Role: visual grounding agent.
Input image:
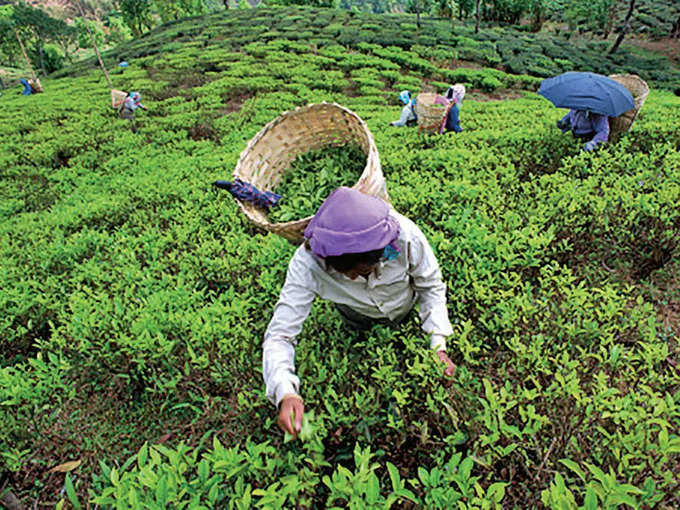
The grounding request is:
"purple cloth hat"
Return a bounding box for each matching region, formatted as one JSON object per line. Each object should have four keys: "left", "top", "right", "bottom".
{"left": 304, "top": 187, "right": 399, "bottom": 258}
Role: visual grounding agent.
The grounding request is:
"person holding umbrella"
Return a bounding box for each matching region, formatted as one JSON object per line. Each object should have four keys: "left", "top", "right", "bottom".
{"left": 539, "top": 72, "right": 634, "bottom": 152}
{"left": 556, "top": 109, "right": 610, "bottom": 151}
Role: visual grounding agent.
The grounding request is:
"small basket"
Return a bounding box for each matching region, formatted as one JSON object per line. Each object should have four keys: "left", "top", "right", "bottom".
{"left": 232, "top": 102, "right": 388, "bottom": 243}
{"left": 414, "top": 93, "right": 447, "bottom": 133}
{"left": 28, "top": 78, "right": 43, "bottom": 93}
{"left": 111, "top": 89, "right": 127, "bottom": 109}
{"left": 608, "top": 74, "right": 650, "bottom": 140}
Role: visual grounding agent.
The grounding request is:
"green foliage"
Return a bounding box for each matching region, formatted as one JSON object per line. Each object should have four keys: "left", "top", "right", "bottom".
{"left": 1, "top": 5, "right": 679, "bottom": 509}
{"left": 11, "top": 0, "right": 69, "bottom": 74}
{"left": 120, "top": 0, "right": 154, "bottom": 37}
{"left": 268, "top": 144, "right": 366, "bottom": 223}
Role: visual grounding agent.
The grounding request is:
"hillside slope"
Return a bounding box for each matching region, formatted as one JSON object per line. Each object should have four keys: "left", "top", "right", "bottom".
{"left": 54, "top": 7, "right": 680, "bottom": 90}
{"left": 1, "top": 6, "right": 679, "bottom": 509}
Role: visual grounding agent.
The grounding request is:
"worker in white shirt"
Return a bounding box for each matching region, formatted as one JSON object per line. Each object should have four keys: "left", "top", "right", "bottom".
{"left": 263, "top": 187, "right": 455, "bottom": 437}
{"left": 389, "top": 90, "right": 417, "bottom": 127}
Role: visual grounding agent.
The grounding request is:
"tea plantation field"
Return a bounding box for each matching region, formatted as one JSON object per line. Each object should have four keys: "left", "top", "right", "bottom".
{"left": 1, "top": 6, "right": 680, "bottom": 509}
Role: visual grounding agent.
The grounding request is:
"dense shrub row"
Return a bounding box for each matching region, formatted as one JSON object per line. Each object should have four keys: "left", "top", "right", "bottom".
{"left": 51, "top": 8, "right": 680, "bottom": 91}
{"left": 1, "top": 6, "right": 679, "bottom": 509}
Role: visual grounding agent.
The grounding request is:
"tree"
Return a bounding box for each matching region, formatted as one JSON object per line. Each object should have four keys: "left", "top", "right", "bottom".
{"left": 11, "top": 1, "right": 62, "bottom": 76}
{"left": 52, "top": 21, "right": 78, "bottom": 64}
{"left": 434, "top": 0, "right": 453, "bottom": 18}
{"left": 406, "top": 0, "right": 431, "bottom": 28}
{"left": 154, "top": 0, "right": 208, "bottom": 22}
{"left": 0, "top": 14, "right": 19, "bottom": 67}
{"left": 261, "top": 0, "right": 338, "bottom": 5}
{"left": 671, "top": 14, "right": 679, "bottom": 38}
{"left": 563, "top": 0, "right": 617, "bottom": 38}
{"left": 119, "top": 0, "right": 154, "bottom": 37}
{"left": 105, "top": 11, "right": 133, "bottom": 45}
{"left": 609, "top": 0, "right": 635, "bottom": 54}
{"left": 528, "top": 0, "right": 554, "bottom": 32}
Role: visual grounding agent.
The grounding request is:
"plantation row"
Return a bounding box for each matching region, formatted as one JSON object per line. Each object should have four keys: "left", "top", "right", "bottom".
{"left": 2, "top": 6, "right": 680, "bottom": 509}
{"left": 53, "top": 7, "right": 680, "bottom": 91}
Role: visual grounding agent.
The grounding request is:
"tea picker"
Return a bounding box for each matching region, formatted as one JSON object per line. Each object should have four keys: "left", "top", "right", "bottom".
{"left": 389, "top": 90, "right": 417, "bottom": 127}
{"left": 118, "top": 92, "right": 147, "bottom": 133}
{"left": 15, "top": 30, "right": 43, "bottom": 94}
{"left": 75, "top": 0, "right": 148, "bottom": 132}
{"left": 263, "top": 187, "right": 456, "bottom": 438}
{"left": 539, "top": 72, "right": 638, "bottom": 151}
{"left": 413, "top": 83, "right": 466, "bottom": 134}
{"left": 222, "top": 103, "right": 454, "bottom": 437}
{"left": 437, "top": 84, "right": 465, "bottom": 134}
{"left": 20, "top": 78, "right": 33, "bottom": 95}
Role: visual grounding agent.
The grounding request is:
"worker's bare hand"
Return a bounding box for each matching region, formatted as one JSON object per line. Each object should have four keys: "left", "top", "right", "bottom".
{"left": 278, "top": 395, "right": 304, "bottom": 436}
{"left": 436, "top": 350, "right": 456, "bottom": 378}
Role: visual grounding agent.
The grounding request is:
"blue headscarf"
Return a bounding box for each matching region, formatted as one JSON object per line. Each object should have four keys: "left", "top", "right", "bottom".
{"left": 399, "top": 90, "right": 411, "bottom": 105}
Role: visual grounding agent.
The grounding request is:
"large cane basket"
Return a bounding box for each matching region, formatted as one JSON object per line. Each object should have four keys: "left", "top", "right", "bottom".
{"left": 414, "top": 93, "right": 447, "bottom": 133}
{"left": 232, "top": 102, "right": 388, "bottom": 243}
{"left": 608, "top": 74, "right": 649, "bottom": 141}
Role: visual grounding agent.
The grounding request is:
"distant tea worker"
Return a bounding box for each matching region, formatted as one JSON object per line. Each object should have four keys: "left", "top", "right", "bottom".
{"left": 539, "top": 72, "right": 635, "bottom": 152}
{"left": 263, "top": 187, "right": 455, "bottom": 437}
{"left": 556, "top": 109, "right": 609, "bottom": 151}
{"left": 119, "top": 91, "right": 147, "bottom": 133}
{"left": 434, "top": 83, "right": 465, "bottom": 134}
{"left": 389, "top": 90, "right": 417, "bottom": 127}
{"left": 20, "top": 78, "right": 32, "bottom": 95}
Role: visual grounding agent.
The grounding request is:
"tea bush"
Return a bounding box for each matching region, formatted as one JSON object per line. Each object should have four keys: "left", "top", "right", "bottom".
{"left": 1, "top": 6, "right": 679, "bottom": 509}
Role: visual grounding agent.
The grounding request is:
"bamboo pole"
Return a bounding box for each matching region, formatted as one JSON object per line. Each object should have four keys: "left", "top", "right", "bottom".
{"left": 14, "top": 30, "right": 37, "bottom": 81}
{"left": 75, "top": 0, "right": 113, "bottom": 89}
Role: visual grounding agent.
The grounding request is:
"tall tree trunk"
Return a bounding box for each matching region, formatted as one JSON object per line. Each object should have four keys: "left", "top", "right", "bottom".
{"left": 475, "top": 0, "right": 481, "bottom": 34}
{"left": 15, "top": 31, "right": 37, "bottom": 81}
{"left": 76, "top": 0, "right": 112, "bottom": 89}
{"left": 415, "top": 0, "right": 421, "bottom": 29}
{"left": 609, "top": 0, "right": 635, "bottom": 54}
{"left": 671, "top": 15, "right": 680, "bottom": 38}
{"left": 38, "top": 42, "right": 47, "bottom": 77}
{"left": 603, "top": 0, "right": 617, "bottom": 39}
{"left": 224, "top": 0, "right": 229, "bottom": 8}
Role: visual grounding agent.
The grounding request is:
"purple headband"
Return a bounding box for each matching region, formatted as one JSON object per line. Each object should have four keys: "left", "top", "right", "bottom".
{"left": 304, "top": 187, "right": 400, "bottom": 258}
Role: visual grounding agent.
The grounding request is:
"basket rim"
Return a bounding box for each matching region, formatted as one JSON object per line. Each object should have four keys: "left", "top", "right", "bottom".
{"left": 232, "top": 101, "right": 383, "bottom": 234}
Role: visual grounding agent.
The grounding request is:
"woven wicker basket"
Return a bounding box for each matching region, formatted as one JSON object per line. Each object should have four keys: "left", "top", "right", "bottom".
{"left": 414, "top": 93, "right": 447, "bottom": 133}
{"left": 232, "top": 102, "right": 388, "bottom": 243}
{"left": 111, "top": 89, "right": 127, "bottom": 108}
{"left": 608, "top": 74, "right": 650, "bottom": 140}
{"left": 28, "top": 78, "right": 43, "bottom": 93}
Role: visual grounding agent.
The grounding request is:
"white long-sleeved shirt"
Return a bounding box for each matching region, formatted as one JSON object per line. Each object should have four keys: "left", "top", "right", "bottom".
{"left": 390, "top": 103, "right": 417, "bottom": 126}
{"left": 262, "top": 212, "right": 454, "bottom": 405}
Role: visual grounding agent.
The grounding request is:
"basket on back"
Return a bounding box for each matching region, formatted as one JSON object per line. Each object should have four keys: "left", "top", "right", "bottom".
{"left": 233, "top": 102, "right": 388, "bottom": 243}
{"left": 608, "top": 74, "right": 649, "bottom": 141}
{"left": 111, "top": 89, "right": 127, "bottom": 108}
{"left": 28, "top": 78, "right": 43, "bottom": 93}
{"left": 414, "top": 93, "right": 447, "bottom": 133}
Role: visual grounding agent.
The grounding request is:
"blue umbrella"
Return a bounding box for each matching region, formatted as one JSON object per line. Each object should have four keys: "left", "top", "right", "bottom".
{"left": 539, "top": 72, "right": 634, "bottom": 117}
